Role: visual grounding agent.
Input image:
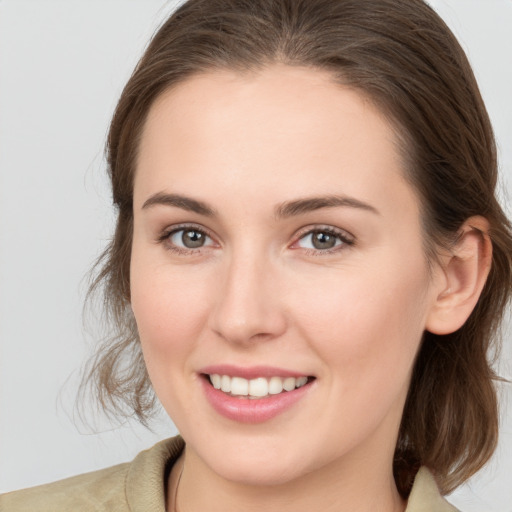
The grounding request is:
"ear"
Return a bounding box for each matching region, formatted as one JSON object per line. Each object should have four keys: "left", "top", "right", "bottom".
{"left": 426, "top": 216, "right": 492, "bottom": 335}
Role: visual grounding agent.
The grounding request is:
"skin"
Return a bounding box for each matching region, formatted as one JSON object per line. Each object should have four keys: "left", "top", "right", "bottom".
{"left": 130, "top": 65, "right": 490, "bottom": 512}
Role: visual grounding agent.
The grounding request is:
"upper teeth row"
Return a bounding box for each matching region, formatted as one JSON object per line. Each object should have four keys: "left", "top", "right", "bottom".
{"left": 209, "top": 375, "right": 308, "bottom": 397}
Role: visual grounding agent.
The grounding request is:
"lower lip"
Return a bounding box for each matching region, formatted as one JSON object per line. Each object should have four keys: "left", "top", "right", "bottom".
{"left": 201, "top": 377, "right": 313, "bottom": 423}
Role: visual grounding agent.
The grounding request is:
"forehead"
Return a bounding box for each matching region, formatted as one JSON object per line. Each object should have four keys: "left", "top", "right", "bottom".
{"left": 142, "top": 65, "right": 396, "bottom": 148}
{"left": 134, "top": 65, "right": 416, "bottom": 220}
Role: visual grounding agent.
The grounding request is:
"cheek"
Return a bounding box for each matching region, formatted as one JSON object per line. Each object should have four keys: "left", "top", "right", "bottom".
{"left": 291, "top": 258, "right": 431, "bottom": 389}
{"left": 290, "top": 265, "right": 431, "bottom": 453}
{"left": 130, "top": 256, "right": 214, "bottom": 370}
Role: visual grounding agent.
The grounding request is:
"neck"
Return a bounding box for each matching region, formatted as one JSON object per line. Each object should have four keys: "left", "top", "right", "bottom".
{"left": 169, "top": 446, "right": 406, "bottom": 512}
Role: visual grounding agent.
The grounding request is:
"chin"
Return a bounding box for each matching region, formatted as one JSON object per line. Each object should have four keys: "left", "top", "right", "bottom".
{"left": 183, "top": 428, "right": 312, "bottom": 487}
{"left": 212, "top": 457, "right": 306, "bottom": 487}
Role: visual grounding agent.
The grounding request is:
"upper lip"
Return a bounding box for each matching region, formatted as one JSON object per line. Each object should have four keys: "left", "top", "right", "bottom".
{"left": 199, "top": 364, "right": 312, "bottom": 380}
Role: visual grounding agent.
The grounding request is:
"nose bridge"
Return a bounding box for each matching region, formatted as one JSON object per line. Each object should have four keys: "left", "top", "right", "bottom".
{"left": 209, "top": 244, "right": 286, "bottom": 344}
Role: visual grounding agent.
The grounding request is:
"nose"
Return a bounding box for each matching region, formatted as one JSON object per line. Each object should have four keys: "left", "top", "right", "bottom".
{"left": 208, "top": 251, "right": 288, "bottom": 345}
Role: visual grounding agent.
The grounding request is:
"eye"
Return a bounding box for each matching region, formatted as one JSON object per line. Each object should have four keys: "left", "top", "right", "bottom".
{"left": 294, "top": 227, "right": 354, "bottom": 253}
{"left": 160, "top": 225, "right": 216, "bottom": 253}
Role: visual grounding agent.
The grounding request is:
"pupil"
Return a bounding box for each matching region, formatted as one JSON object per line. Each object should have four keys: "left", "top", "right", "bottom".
{"left": 182, "top": 230, "right": 204, "bottom": 248}
{"left": 312, "top": 231, "right": 336, "bottom": 250}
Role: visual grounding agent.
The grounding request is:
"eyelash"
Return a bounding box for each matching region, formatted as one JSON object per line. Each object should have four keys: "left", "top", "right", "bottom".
{"left": 293, "top": 226, "right": 355, "bottom": 256}
{"left": 157, "top": 224, "right": 355, "bottom": 256}
{"left": 157, "top": 223, "right": 216, "bottom": 256}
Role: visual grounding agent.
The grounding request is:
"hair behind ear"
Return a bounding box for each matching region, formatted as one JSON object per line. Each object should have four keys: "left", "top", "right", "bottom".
{"left": 396, "top": 217, "right": 508, "bottom": 495}
{"left": 397, "top": 325, "right": 500, "bottom": 495}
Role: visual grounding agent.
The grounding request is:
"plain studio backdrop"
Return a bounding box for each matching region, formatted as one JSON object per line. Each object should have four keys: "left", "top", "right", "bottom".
{"left": 0, "top": 0, "right": 511, "bottom": 509}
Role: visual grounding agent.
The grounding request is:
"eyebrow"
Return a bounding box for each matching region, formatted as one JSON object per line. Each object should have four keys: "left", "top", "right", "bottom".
{"left": 142, "top": 192, "right": 217, "bottom": 216}
{"left": 141, "top": 192, "right": 379, "bottom": 218}
{"left": 274, "top": 195, "right": 379, "bottom": 218}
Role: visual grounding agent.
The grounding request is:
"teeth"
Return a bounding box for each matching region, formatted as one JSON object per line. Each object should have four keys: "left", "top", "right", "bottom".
{"left": 221, "top": 375, "right": 231, "bottom": 393}
{"left": 283, "top": 377, "right": 296, "bottom": 391}
{"left": 268, "top": 376, "right": 283, "bottom": 395}
{"left": 249, "top": 377, "right": 268, "bottom": 397}
{"left": 231, "top": 376, "right": 249, "bottom": 395}
{"left": 210, "top": 374, "right": 221, "bottom": 389}
{"left": 208, "top": 374, "right": 309, "bottom": 398}
{"left": 296, "top": 376, "right": 308, "bottom": 387}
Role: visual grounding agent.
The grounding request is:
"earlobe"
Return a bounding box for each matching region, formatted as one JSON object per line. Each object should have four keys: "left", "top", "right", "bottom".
{"left": 426, "top": 216, "right": 492, "bottom": 335}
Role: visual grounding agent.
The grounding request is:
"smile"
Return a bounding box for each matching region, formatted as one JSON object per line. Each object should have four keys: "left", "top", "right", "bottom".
{"left": 208, "top": 374, "right": 309, "bottom": 398}
{"left": 199, "top": 365, "right": 316, "bottom": 423}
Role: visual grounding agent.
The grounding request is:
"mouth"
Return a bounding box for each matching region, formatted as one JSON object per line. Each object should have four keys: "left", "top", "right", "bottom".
{"left": 199, "top": 365, "right": 316, "bottom": 422}
{"left": 204, "top": 374, "right": 313, "bottom": 399}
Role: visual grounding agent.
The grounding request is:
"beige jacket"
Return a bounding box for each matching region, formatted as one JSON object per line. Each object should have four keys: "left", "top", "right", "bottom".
{"left": 0, "top": 436, "right": 459, "bottom": 512}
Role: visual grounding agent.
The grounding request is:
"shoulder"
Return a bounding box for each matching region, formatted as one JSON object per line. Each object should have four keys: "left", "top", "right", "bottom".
{"left": 406, "top": 467, "right": 460, "bottom": 512}
{"left": 0, "top": 436, "right": 185, "bottom": 512}
{"left": 0, "top": 463, "right": 130, "bottom": 512}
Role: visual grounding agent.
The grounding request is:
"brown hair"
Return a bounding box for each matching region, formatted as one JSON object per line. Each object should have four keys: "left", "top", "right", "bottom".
{"left": 82, "top": 0, "right": 512, "bottom": 497}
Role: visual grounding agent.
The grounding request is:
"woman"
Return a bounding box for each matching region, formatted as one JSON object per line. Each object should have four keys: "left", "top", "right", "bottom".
{"left": 2, "top": 0, "right": 511, "bottom": 510}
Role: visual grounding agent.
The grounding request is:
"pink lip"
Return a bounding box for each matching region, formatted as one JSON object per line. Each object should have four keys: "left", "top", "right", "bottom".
{"left": 199, "top": 373, "right": 314, "bottom": 424}
{"left": 199, "top": 364, "right": 309, "bottom": 380}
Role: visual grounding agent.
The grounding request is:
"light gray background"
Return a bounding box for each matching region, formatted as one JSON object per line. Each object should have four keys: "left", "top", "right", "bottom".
{"left": 0, "top": 1, "right": 511, "bottom": 510}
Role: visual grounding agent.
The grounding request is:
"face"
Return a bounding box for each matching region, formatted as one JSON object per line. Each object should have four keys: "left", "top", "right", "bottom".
{"left": 131, "top": 65, "right": 442, "bottom": 486}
